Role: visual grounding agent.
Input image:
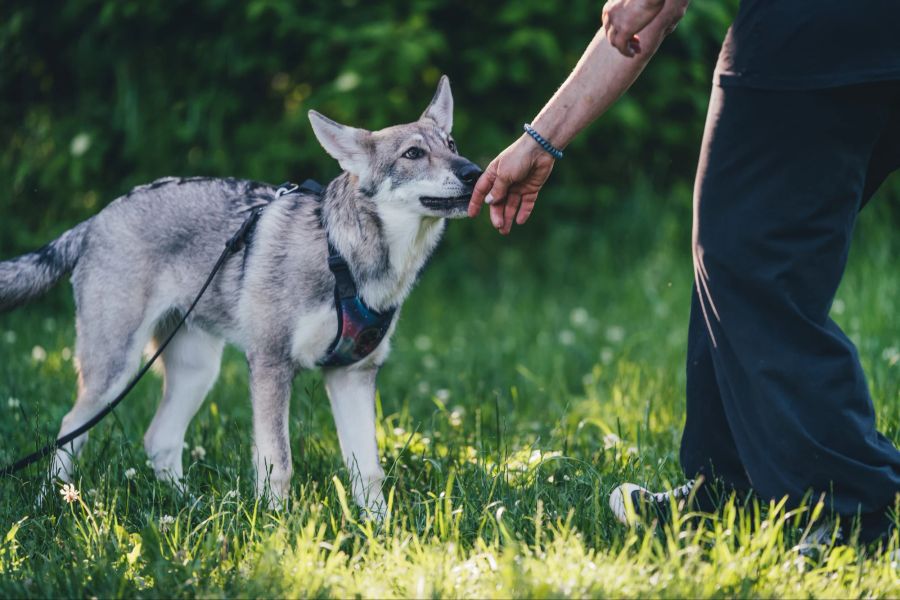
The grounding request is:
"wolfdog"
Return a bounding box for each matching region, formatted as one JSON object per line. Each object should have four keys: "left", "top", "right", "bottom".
{"left": 0, "top": 76, "right": 480, "bottom": 516}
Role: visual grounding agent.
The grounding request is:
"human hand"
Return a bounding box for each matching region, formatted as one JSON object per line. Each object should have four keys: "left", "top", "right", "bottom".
{"left": 467, "top": 135, "right": 555, "bottom": 235}
{"left": 602, "top": 0, "right": 665, "bottom": 57}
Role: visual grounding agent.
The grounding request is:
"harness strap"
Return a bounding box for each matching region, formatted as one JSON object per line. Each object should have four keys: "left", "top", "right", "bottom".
{"left": 287, "top": 180, "right": 357, "bottom": 299}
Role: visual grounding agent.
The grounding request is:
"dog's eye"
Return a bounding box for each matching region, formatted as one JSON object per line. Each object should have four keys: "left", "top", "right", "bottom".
{"left": 448, "top": 138, "right": 457, "bottom": 153}
{"left": 402, "top": 147, "right": 426, "bottom": 160}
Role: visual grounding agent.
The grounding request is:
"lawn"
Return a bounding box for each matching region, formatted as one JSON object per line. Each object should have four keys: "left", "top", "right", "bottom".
{"left": 0, "top": 191, "right": 897, "bottom": 598}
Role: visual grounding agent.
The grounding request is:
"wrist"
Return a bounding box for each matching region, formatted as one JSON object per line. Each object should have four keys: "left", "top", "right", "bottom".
{"left": 516, "top": 133, "right": 549, "bottom": 161}
{"left": 530, "top": 114, "right": 570, "bottom": 150}
{"left": 522, "top": 123, "right": 564, "bottom": 160}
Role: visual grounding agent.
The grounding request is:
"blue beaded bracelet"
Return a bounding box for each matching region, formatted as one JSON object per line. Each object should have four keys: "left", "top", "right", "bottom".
{"left": 523, "top": 123, "right": 564, "bottom": 160}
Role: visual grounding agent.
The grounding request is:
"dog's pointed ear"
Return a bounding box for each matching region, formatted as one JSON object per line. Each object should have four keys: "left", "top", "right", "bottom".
{"left": 420, "top": 75, "right": 453, "bottom": 132}
{"left": 308, "top": 111, "right": 371, "bottom": 175}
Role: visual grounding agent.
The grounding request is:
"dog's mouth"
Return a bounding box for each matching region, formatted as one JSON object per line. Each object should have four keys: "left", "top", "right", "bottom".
{"left": 419, "top": 195, "right": 471, "bottom": 211}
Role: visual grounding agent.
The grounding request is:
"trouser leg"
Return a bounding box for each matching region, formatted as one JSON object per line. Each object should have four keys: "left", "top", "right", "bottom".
{"left": 686, "top": 80, "right": 900, "bottom": 517}
{"left": 681, "top": 286, "right": 752, "bottom": 492}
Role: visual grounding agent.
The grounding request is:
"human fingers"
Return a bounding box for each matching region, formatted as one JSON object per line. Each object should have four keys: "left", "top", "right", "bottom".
{"left": 485, "top": 171, "right": 512, "bottom": 210}
{"left": 602, "top": 3, "right": 613, "bottom": 33}
{"left": 489, "top": 200, "right": 506, "bottom": 231}
{"left": 500, "top": 193, "right": 522, "bottom": 235}
{"left": 627, "top": 35, "right": 642, "bottom": 55}
{"left": 468, "top": 162, "right": 497, "bottom": 217}
{"left": 607, "top": 23, "right": 636, "bottom": 57}
{"left": 515, "top": 194, "right": 538, "bottom": 225}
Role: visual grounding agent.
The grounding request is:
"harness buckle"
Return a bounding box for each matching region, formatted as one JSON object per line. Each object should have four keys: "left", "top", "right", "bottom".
{"left": 275, "top": 182, "right": 299, "bottom": 197}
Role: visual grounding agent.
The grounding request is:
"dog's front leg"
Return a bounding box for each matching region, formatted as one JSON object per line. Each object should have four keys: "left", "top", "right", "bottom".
{"left": 248, "top": 356, "right": 295, "bottom": 509}
{"left": 323, "top": 366, "right": 386, "bottom": 519}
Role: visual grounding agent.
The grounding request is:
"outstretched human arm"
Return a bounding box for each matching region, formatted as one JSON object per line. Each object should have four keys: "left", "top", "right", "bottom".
{"left": 468, "top": 0, "right": 689, "bottom": 234}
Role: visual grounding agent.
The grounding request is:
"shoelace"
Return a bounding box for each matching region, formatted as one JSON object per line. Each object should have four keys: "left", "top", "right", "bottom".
{"left": 652, "top": 479, "right": 695, "bottom": 503}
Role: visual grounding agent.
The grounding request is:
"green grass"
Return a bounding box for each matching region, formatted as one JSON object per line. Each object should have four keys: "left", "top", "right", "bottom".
{"left": 0, "top": 194, "right": 898, "bottom": 597}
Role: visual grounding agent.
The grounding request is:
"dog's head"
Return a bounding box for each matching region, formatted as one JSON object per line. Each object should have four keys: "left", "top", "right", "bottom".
{"left": 308, "top": 76, "right": 480, "bottom": 219}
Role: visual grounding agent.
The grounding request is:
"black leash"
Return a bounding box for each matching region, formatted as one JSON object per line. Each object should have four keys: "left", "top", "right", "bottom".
{"left": 0, "top": 205, "right": 264, "bottom": 477}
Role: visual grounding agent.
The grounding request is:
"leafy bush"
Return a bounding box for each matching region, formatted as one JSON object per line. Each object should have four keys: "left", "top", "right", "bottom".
{"left": 1, "top": 0, "right": 737, "bottom": 254}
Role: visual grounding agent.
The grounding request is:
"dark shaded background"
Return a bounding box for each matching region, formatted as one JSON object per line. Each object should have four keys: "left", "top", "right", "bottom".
{"left": 1, "top": 0, "right": 739, "bottom": 251}
{"left": 3, "top": 0, "right": 896, "bottom": 261}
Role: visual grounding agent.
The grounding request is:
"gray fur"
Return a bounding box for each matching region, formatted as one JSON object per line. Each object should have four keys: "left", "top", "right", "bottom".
{"left": 0, "top": 218, "right": 92, "bottom": 311}
{"left": 0, "top": 76, "right": 480, "bottom": 514}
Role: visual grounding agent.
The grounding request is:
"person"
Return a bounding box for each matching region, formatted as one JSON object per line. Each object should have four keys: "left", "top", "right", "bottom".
{"left": 468, "top": 0, "right": 900, "bottom": 544}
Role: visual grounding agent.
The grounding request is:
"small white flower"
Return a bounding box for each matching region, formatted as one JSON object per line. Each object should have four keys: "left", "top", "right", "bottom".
{"left": 414, "top": 335, "right": 433, "bottom": 351}
{"left": 70, "top": 132, "right": 92, "bottom": 157}
{"left": 191, "top": 445, "right": 206, "bottom": 461}
{"left": 60, "top": 483, "right": 80, "bottom": 504}
{"left": 600, "top": 348, "right": 614, "bottom": 365}
{"left": 61, "top": 347, "right": 73, "bottom": 361}
{"left": 558, "top": 329, "right": 576, "bottom": 346}
{"left": 422, "top": 355, "right": 437, "bottom": 370}
{"left": 435, "top": 388, "right": 451, "bottom": 402}
{"left": 159, "top": 514, "right": 175, "bottom": 532}
{"left": 605, "top": 326, "right": 625, "bottom": 343}
{"left": 7, "top": 397, "right": 20, "bottom": 409}
{"left": 449, "top": 407, "right": 464, "bottom": 427}
{"left": 882, "top": 346, "right": 899, "bottom": 366}
{"left": 31, "top": 345, "right": 47, "bottom": 362}
{"left": 334, "top": 71, "right": 360, "bottom": 92}
{"left": 124, "top": 468, "right": 137, "bottom": 480}
{"left": 570, "top": 307, "right": 590, "bottom": 327}
{"left": 417, "top": 381, "right": 430, "bottom": 395}
{"left": 603, "top": 433, "right": 623, "bottom": 449}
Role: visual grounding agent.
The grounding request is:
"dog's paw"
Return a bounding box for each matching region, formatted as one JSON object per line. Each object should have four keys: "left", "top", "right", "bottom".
{"left": 360, "top": 496, "right": 387, "bottom": 523}
{"left": 264, "top": 492, "right": 290, "bottom": 512}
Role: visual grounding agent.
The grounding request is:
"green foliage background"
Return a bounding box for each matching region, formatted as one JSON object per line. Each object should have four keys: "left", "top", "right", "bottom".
{"left": 2, "top": 0, "right": 738, "bottom": 255}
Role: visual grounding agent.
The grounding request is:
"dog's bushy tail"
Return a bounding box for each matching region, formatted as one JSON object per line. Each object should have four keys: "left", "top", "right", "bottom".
{"left": 0, "top": 219, "right": 92, "bottom": 311}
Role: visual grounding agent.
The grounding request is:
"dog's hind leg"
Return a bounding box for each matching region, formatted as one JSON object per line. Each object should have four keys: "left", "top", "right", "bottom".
{"left": 323, "top": 366, "right": 386, "bottom": 519}
{"left": 144, "top": 326, "right": 224, "bottom": 486}
{"left": 48, "top": 299, "right": 159, "bottom": 484}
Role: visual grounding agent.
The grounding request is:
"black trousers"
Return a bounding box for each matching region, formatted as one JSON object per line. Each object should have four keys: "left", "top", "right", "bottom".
{"left": 680, "top": 79, "right": 900, "bottom": 520}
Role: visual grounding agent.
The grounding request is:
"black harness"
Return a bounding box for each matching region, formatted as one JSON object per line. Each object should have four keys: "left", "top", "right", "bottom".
{"left": 277, "top": 180, "right": 396, "bottom": 367}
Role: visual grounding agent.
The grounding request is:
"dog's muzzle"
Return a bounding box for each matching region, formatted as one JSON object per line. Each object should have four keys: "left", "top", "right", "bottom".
{"left": 419, "top": 195, "right": 471, "bottom": 211}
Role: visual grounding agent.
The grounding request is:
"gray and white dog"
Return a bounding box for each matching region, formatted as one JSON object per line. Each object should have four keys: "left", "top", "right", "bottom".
{"left": 0, "top": 76, "right": 480, "bottom": 516}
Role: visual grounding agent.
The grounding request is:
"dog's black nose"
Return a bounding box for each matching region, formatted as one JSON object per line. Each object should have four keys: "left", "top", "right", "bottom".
{"left": 456, "top": 162, "right": 482, "bottom": 186}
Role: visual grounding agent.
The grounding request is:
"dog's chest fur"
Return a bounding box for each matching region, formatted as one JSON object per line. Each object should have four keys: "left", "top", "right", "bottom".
{"left": 235, "top": 178, "right": 445, "bottom": 369}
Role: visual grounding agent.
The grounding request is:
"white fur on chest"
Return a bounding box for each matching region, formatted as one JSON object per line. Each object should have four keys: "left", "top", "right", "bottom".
{"left": 357, "top": 199, "right": 445, "bottom": 309}
{"left": 289, "top": 305, "right": 338, "bottom": 368}
{"left": 288, "top": 304, "right": 398, "bottom": 369}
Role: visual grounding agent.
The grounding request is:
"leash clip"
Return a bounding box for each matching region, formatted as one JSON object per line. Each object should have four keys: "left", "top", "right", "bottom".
{"left": 275, "top": 182, "right": 299, "bottom": 197}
